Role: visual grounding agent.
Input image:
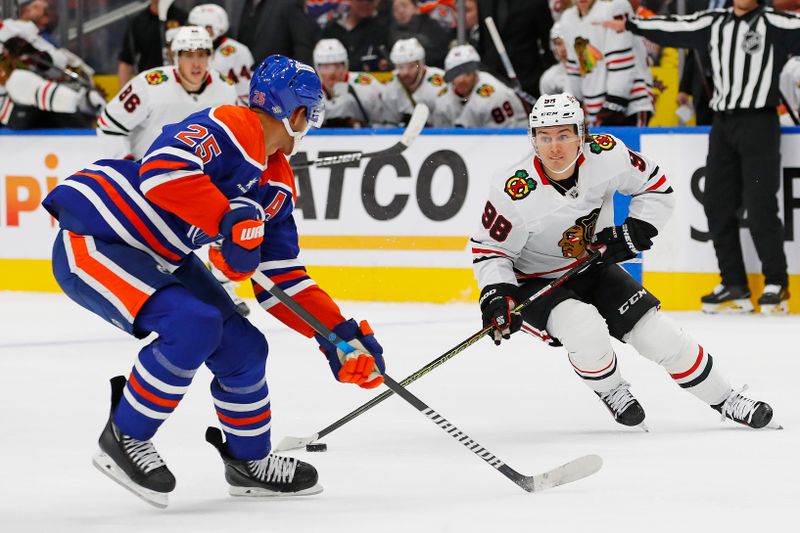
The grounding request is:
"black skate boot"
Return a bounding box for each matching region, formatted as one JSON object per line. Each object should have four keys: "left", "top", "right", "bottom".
{"left": 757, "top": 285, "right": 789, "bottom": 315}
{"left": 701, "top": 284, "right": 753, "bottom": 314}
{"left": 596, "top": 382, "right": 647, "bottom": 430}
{"left": 206, "top": 427, "right": 322, "bottom": 497}
{"left": 712, "top": 386, "right": 779, "bottom": 429}
{"left": 92, "top": 376, "right": 176, "bottom": 508}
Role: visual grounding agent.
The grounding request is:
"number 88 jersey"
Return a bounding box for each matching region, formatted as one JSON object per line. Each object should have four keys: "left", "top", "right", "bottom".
{"left": 97, "top": 66, "right": 238, "bottom": 160}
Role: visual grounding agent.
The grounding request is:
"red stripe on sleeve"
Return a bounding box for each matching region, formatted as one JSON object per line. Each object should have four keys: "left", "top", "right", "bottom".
{"left": 646, "top": 175, "right": 667, "bottom": 191}
{"left": 140, "top": 159, "right": 190, "bottom": 174}
{"left": 267, "top": 285, "right": 345, "bottom": 338}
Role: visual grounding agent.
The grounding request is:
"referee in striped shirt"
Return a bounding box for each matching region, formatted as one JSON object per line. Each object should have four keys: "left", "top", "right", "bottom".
{"left": 601, "top": 0, "right": 800, "bottom": 314}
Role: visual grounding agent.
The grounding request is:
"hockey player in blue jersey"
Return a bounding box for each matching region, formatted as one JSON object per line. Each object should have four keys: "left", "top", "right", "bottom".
{"left": 42, "top": 55, "right": 386, "bottom": 508}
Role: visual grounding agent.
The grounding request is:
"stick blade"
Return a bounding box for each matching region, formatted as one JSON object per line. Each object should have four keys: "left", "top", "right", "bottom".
{"left": 524, "top": 454, "right": 603, "bottom": 493}
{"left": 273, "top": 433, "right": 319, "bottom": 452}
{"left": 400, "top": 104, "right": 429, "bottom": 147}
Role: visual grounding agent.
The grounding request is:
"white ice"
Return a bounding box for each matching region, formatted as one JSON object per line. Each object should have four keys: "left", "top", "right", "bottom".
{"left": 1, "top": 293, "right": 797, "bottom": 533}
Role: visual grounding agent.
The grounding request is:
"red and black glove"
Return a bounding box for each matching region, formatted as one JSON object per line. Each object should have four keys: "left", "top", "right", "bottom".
{"left": 592, "top": 217, "right": 658, "bottom": 264}
{"left": 479, "top": 283, "right": 523, "bottom": 346}
{"left": 208, "top": 204, "right": 264, "bottom": 281}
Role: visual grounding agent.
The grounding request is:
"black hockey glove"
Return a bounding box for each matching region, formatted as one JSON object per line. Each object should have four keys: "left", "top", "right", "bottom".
{"left": 596, "top": 96, "right": 628, "bottom": 126}
{"left": 479, "top": 283, "right": 523, "bottom": 346}
{"left": 592, "top": 218, "right": 658, "bottom": 264}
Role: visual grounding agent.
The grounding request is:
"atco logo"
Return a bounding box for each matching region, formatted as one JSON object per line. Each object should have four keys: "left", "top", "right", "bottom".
{"left": 252, "top": 90, "right": 266, "bottom": 106}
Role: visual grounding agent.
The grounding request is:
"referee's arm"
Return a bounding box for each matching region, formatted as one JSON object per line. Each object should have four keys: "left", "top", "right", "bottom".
{"left": 598, "top": 10, "right": 717, "bottom": 49}
{"left": 764, "top": 10, "right": 800, "bottom": 54}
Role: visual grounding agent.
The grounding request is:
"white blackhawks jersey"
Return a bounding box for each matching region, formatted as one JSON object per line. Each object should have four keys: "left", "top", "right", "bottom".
{"left": 472, "top": 133, "right": 674, "bottom": 289}
{"left": 779, "top": 56, "right": 800, "bottom": 125}
{"left": 432, "top": 71, "right": 527, "bottom": 128}
{"left": 539, "top": 63, "right": 568, "bottom": 96}
{"left": 560, "top": 0, "right": 653, "bottom": 124}
{"left": 381, "top": 66, "right": 445, "bottom": 125}
{"left": 211, "top": 37, "right": 254, "bottom": 105}
{"left": 323, "top": 71, "right": 386, "bottom": 126}
{"left": 97, "top": 66, "right": 238, "bottom": 159}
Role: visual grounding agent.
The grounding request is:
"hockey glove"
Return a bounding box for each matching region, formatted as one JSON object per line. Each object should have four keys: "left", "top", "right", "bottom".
{"left": 316, "top": 319, "right": 386, "bottom": 389}
{"left": 596, "top": 97, "right": 628, "bottom": 126}
{"left": 592, "top": 217, "right": 658, "bottom": 264}
{"left": 479, "top": 283, "right": 523, "bottom": 346}
{"left": 208, "top": 204, "right": 264, "bottom": 282}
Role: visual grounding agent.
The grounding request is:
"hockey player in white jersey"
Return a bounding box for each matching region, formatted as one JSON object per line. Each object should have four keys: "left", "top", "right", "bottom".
{"left": 189, "top": 3, "right": 254, "bottom": 105}
{"left": 313, "top": 38, "right": 385, "bottom": 127}
{"left": 432, "top": 44, "right": 526, "bottom": 128}
{"left": 539, "top": 23, "right": 568, "bottom": 96}
{"left": 97, "top": 26, "right": 237, "bottom": 159}
{"left": 559, "top": 0, "right": 652, "bottom": 126}
{"left": 472, "top": 93, "right": 776, "bottom": 430}
{"left": 382, "top": 37, "right": 444, "bottom": 126}
{"left": 779, "top": 56, "right": 800, "bottom": 125}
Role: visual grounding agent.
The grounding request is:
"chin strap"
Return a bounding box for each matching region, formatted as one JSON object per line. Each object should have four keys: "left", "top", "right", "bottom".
{"left": 535, "top": 134, "right": 584, "bottom": 176}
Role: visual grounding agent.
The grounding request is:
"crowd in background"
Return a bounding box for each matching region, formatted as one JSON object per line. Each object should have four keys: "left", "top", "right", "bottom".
{"left": 1, "top": 0, "right": 800, "bottom": 130}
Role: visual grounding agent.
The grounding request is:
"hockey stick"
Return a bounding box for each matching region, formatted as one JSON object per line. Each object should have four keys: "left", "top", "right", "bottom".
{"left": 483, "top": 16, "right": 537, "bottom": 108}
{"left": 251, "top": 269, "right": 602, "bottom": 493}
{"left": 275, "top": 251, "right": 601, "bottom": 452}
{"left": 292, "top": 103, "right": 429, "bottom": 169}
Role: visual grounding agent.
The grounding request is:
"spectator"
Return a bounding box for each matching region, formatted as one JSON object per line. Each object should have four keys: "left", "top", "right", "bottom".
{"left": 539, "top": 22, "right": 568, "bottom": 95}
{"left": 477, "top": 0, "right": 556, "bottom": 99}
{"left": 236, "top": 0, "right": 317, "bottom": 66}
{"left": 17, "top": 0, "right": 57, "bottom": 45}
{"left": 383, "top": 37, "right": 444, "bottom": 125}
{"left": 314, "top": 38, "right": 386, "bottom": 127}
{"left": 322, "top": 0, "right": 392, "bottom": 71}
{"left": 432, "top": 44, "right": 526, "bottom": 128}
{"left": 560, "top": 0, "right": 653, "bottom": 126}
{"left": 602, "top": 0, "right": 800, "bottom": 314}
{"left": 118, "top": 0, "right": 187, "bottom": 87}
{"left": 389, "top": 0, "right": 451, "bottom": 68}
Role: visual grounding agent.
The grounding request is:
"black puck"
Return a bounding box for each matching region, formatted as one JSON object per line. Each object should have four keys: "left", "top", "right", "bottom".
{"left": 306, "top": 443, "right": 328, "bottom": 452}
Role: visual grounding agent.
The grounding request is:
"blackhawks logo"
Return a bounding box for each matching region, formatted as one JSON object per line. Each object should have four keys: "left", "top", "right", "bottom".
{"left": 428, "top": 73, "right": 445, "bottom": 87}
{"left": 219, "top": 72, "right": 234, "bottom": 84}
{"left": 504, "top": 169, "right": 537, "bottom": 200}
{"left": 354, "top": 73, "right": 373, "bottom": 85}
{"left": 219, "top": 45, "right": 236, "bottom": 57}
{"left": 574, "top": 37, "right": 603, "bottom": 76}
{"left": 145, "top": 69, "right": 168, "bottom": 85}
{"left": 558, "top": 208, "right": 600, "bottom": 258}
{"left": 476, "top": 84, "right": 495, "bottom": 97}
{"left": 438, "top": 86, "right": 448, "bottom": 97}
{"left": 588, "top": 133, "right": 616, "bottom": 154}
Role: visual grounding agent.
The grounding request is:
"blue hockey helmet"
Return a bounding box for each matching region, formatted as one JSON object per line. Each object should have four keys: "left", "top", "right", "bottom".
{"left": 249, "top": 55, "right": 325, "bottom": 139}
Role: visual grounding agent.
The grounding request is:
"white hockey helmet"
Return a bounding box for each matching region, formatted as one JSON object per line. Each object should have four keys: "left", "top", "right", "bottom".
{"left": 170, "top": 26, "right": 213, "bottom": 55}
{"left": 529, "top": 93, "right": 586, "bottom": 172}
{"left": 443, "top": 44, "right": 480, "bottom": 82}
{"left": 550, "top": 21, "right": 565, "bottom": 43}
{"left": 188, "top": 4, "right": 230, "bottom": 41}
{"left": 390, "top": 37, "right": 425, "bottom": 65}
{"left": 313, "top": 38, "right": 348, "bottom": 70}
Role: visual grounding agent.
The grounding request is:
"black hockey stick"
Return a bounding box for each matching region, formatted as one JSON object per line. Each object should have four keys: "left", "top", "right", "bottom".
{"left": 484, "top": 16, "right": 537, "bottom": 108}
{"left": 291, "top": 103, "right": 429, "bottom": 169}
{"left": 251, "top": 269, "right": 602, "bottom": 493}
{"left": 274, "top": 251, "right": 601, "bottom": 452}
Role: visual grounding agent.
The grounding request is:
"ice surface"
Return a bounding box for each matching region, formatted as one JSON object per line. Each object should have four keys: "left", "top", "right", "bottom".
{"left": 1, "top": 293, "right": 797, "bottom": 532}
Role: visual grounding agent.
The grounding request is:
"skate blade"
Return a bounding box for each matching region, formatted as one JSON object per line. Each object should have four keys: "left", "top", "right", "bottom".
{"left": 765, "top": 419, "right": 784, "bottom": 430}
{"left": 93, "top": 451, "right": 169, "bottom": 509}
{"left": 702, "top": 300, "right": 754, "bottom": 314}
{"left": 636, "top": 422, "right": 650, "bottom": 433}
{"left": 759, "top": 302, "right": 789, "bottom": 315}
{"left": 229, "top": 483, "right": 323, "bottom": 498}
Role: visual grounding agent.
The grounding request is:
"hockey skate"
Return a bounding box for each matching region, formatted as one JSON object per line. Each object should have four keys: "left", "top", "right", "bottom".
{"left": 206, "top": 427, "right": 323, "bottom": 497}
{"left": 757, "top": 285, "right": 789, "bottom": 315}
{"left": 701, "top": 284, "right": 753, "bottom": 314}
{"left": 596, "top": 382, "right": 647, "bottom": 430}
{"left": 712, "top": 386, "right": 781, "bottom": 429}
{"left": 92, "top": 376, "right": 176, "bottom": 508}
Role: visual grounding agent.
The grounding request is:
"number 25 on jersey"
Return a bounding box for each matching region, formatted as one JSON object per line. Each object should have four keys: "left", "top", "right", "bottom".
{"left": 175, "top": 124, "right": 221, "bottom": 164}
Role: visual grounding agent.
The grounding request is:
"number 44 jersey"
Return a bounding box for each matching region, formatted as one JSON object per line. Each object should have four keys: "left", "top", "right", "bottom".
{"left": 97, "top": 66, "right": 238, "bottom": 160}
{"left": 471, "top": 134, "right": 675, "bottom": 288}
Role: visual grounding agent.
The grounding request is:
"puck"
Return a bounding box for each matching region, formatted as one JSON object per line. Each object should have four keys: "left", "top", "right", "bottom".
{"left": 306, "top": 443, "right": 328, "bottom": 452}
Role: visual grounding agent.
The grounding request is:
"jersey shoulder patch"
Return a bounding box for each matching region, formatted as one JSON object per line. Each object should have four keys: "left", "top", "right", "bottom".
{"left": 427, "top": 73, "right": 445, "bottom": 87}
{"left": 145, "top": 69, "right": 168, "bottom": 86}
{"left": 504, "top": 169, "right": 537, "bottom": 200}
{"left": 476, "top": 84, "right": 495, "bottom": 97}
{"left": 219, "top": 44, "right": 237, "bottom": 57}
{"left": 218, "top": 72, "right": 234, "bottom": 85}
{"left": 587, "top": 133, "right": 617, "bottom": 154}
{"left": 354, "top": 73, "right": 373, "bottom": 85}
{"left": 438, "top": 86, "right": 448, "bottom": 97}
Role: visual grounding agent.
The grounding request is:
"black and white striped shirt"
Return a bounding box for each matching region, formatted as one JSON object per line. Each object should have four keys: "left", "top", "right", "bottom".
{"left": 627, "top": 7, "right": 800, "bottom": 111}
